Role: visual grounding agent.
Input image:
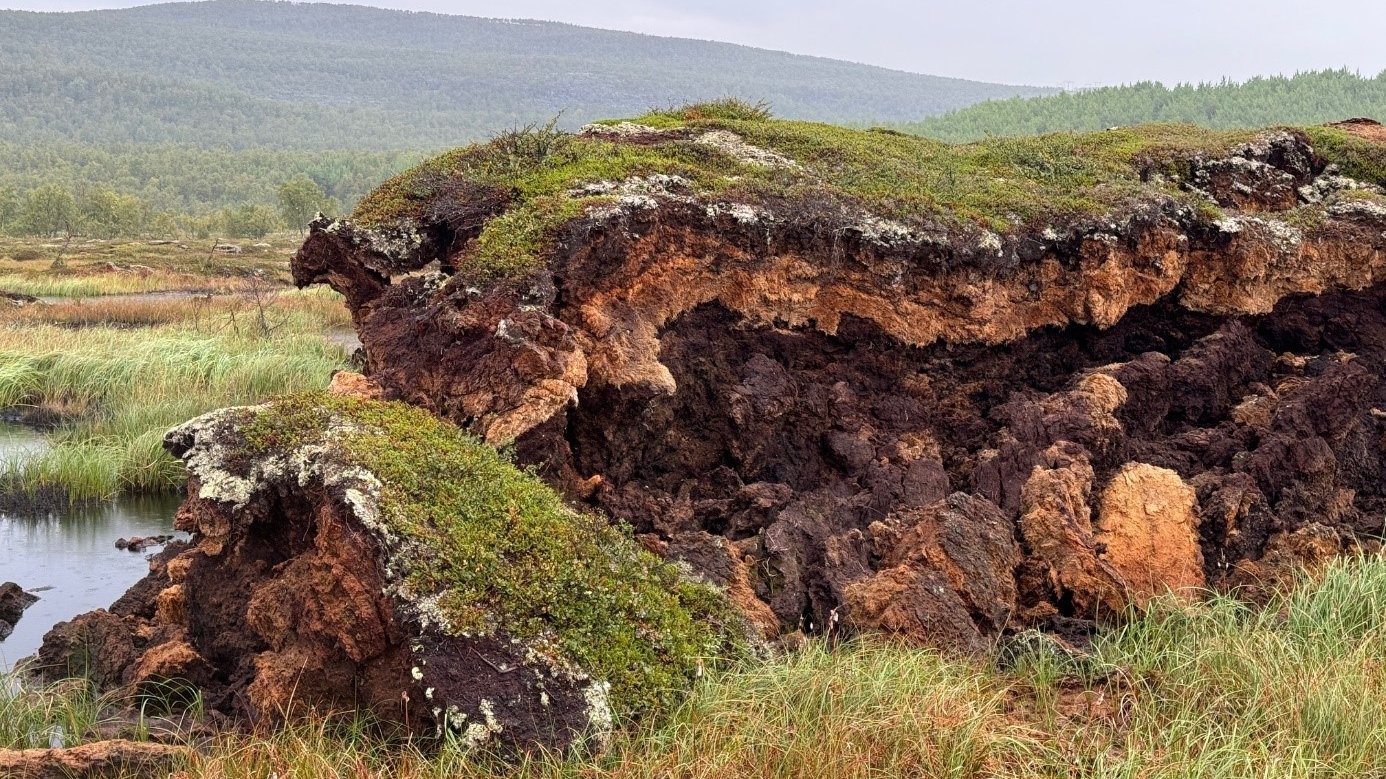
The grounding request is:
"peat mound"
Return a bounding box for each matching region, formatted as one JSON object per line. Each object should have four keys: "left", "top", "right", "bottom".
{"left": 34, "top": 395, "right": 746, "bottom": 752}
{"left": 294, "top": 108, "right": 1386, "bottom": 647}
{"left": 33, "top": 108, "right": 1386, "bottom": 753}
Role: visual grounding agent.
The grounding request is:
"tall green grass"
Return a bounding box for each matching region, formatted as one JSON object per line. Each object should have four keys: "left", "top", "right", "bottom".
{"left": 154, "top": 557, "right": 1386, "bottom": 779}
{"left": 1051, "top": 556, "right": 1386, "bottom": 778}
{"left": 0, "top": 322, "right": 347, "bottom": 499}
{"left": 1, "top": 670, "right": 205, "bottom": 752}
{"left": 0, "top": 675, "right": 109, "bottom": 750}
{"left": 9, "top": 558, "right": 1386, "bottom": 776}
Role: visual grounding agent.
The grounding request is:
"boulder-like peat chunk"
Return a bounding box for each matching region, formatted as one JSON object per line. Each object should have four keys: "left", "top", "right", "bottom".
{"left": 35, "top": 395, "right": 748, "bottom": 752}
{"left": 0, "top": 581, "right": 38, "bottom": 640}
{"left": 293, "top": 106, "right": 1386, "bottom": 648}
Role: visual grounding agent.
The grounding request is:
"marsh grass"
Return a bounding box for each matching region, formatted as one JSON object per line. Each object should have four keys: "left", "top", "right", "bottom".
{"left": 0, "top": 272, "right": 256, "bottom": 298}
{"left": 0, "top": 234, "right": 298, "bottom": 297}
{"left": 0, "top": 293, "right": 349, "bottom": 499}
{"left": 0, "top": 673, "right": 110, "bottom": 750}
{"left": 0, "top": 234, "right": 351, "bottom": 500}
{"left": 1049, "top": 556, "right": 1386, "bottom": 778}
{"left": 4, "top": 557, "right": 1385, "bottom": 777}
{"left": 136, "top": 557, "right": 1386, "bottom": 778}
{"left": 575, "top": 640, "right": 1041, "bottom": 779}
{"left": 0, "top": 668, "right": 206, "bottom": 753}
{"left": 0, "top": 287, "right": 352, "bottom": 330}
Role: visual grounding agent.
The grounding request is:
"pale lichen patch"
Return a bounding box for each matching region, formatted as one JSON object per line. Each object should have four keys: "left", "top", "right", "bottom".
{"left": 1328, "top": 196, "right": 1386, "bottom": 220}
{"left": 579, "top": 122, "right": 669, "bottom": 138}
{"left": 583, "top": 681, "right": 615, "bottom": 748}
{"left": 705, "top": 202, "right": 771, "bottom": 225}
{"left": 695, "top": 129, "right": 801, "bottom": 170}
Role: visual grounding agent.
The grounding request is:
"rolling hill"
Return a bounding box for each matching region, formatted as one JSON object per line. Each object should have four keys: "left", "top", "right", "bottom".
{"left": 0, "top": 0, "right": 1056, "bottom": 150}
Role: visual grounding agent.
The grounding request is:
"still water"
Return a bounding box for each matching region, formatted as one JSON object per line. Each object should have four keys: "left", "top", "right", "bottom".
{"left": 0, "top": 424, "right": 181, "bottom": 670}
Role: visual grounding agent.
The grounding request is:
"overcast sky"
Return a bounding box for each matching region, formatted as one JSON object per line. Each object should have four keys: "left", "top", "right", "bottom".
{"left": 3, "top": 0, "right": 1383, "bottom": 87}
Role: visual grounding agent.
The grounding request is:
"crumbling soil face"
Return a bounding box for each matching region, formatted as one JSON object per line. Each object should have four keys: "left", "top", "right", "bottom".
{"left": 561, "top": 286, "right": 1386, "bottom": 635}
{"left": 35, "top": 411, "right": 604, "bottom": 753}
{"left": 294, "top": 126, "right": 1386, "bottom": 649}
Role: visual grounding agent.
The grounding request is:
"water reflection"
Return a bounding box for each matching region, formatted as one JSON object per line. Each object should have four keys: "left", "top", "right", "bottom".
{"left": 0, "top": 424, "right": 181, "bottom": 670}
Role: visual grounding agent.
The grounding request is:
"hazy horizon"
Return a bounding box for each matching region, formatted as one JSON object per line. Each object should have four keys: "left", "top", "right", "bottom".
{"left": 1, "top": 0, "right": 1382, "bottom": 88}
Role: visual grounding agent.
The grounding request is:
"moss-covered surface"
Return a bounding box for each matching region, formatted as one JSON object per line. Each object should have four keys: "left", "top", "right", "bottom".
{"left": 241, "top": 393, "right": 748, "bottom": 721}
{"left": 1304, "top": 125, "right": 1386, "bottom": 186}
{"left": 350, "top": 101, "right": 1277, "bottom": 280}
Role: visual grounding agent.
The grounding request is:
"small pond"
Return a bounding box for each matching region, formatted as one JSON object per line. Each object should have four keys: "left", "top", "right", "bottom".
{"left": 0, "top": 423, "right": 181, "bottom": 670}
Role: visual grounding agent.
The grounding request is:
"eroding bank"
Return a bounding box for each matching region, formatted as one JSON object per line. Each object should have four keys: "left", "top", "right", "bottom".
{"left": 28, "top": 107, "right": 1386, "bottom": 756}
{"left": 295, "top": 109, "right": 1386, "bottom": 655}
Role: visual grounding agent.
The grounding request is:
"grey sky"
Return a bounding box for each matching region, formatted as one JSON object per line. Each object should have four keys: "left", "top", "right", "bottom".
{"left": 4, "top": 0, "right": 1383, "bottom": 87}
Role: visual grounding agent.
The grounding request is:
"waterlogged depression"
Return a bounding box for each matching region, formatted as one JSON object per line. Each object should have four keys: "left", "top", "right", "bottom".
{"left": 0, "top": 424, "right": 180, "bottom": 669}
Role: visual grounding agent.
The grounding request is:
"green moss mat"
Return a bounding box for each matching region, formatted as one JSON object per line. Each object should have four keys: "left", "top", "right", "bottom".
{"left": 241, "top": 393, "right": 748, "bottom": 721}
{"left": 1304, "top": 125, "right": 1386, "bottom": 184}
{"left": 349, "top": 100, "right": 1384, "bottom": 289}
{"left": 348, "top": 102, "right": 1262, "bottom": 275}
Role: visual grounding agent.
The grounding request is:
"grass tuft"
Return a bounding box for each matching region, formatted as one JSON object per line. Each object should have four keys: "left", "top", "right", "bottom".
{"left": 0, "top": 674, "right": 108, "bottom": 750}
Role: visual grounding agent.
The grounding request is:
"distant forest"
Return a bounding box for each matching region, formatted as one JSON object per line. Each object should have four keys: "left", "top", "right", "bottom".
{"left": 0, "top": 0, "right": 1053, "bottom": 239}
{"left": 0, "top": 0, "right": 1050, "bottom": 149}
{"left": 0, "top": 146, "right": 420, "bottom": 239}
{"left": 17, "top": 5, "right": 1383, "bottom": 240}
{"left": 905, "top": 70, "right": 1386, "bottom": 142}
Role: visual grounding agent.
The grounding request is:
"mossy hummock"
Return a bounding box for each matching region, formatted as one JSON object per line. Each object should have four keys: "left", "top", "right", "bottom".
{"left": 36, "top": 391, "right": 750, "bottom": 753}
{"left": 347, "top": 101, "right": 1386, "bottom": 284}
{"left": 237, "top": 393, "right": 748, "bottom": 723}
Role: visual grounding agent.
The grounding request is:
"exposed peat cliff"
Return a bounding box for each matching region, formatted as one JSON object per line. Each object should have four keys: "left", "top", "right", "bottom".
{"left": 32, "top": 107, "right": 1386, "bottom": 753}
{"left": 296, "top": 109, "right": 1386, "bottom": 648}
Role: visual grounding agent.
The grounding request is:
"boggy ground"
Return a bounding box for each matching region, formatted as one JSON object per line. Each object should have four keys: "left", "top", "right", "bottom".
{"left": 0, "top": 235, "right": 299, "bottom": 297}
{"left": 0, "top": 236, "right": 351, "bottom": 500}
{"left": 296, "top": 106, "right": 1386, "bottom": 650}
{"left": 16, "top": 109, "right": 1386, "bottom": 773}
{"left": 9, "top": 557, "right": 1386, "bottom": 778}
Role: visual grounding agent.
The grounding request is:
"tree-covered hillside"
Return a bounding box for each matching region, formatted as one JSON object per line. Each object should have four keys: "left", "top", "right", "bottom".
{"left": 0, "top": 144, "right": 417, "bottom": 216}
{"left": 905, "top": 70, "right": 1386, "bottom": 142}
{"left": 0, "top": 145, "right": 420, "bottom": 239}
{"left": 0, "top": 0, "right": 1054, "bottom": 150}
